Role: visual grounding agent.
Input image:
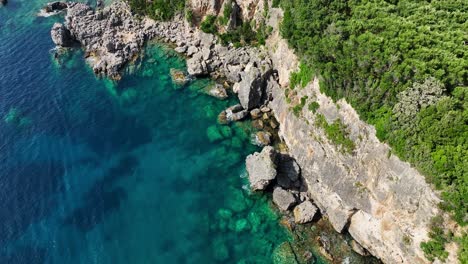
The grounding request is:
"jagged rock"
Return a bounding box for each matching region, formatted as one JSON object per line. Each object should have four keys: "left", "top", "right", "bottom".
{"left": 174, "top": 46, "right": 187, "bottom": 53}
{"left": 187, "top": 53, "right": 207, "bottom": 76}
{"left": 273, "top": 187, "right": 297, "bottom": 211}
{"left": 208, "top": 83, "right": 228, "bottom": 99}
{"left": 252, "top": 119, "right": 264, "bottom": 130}
{"left": 350, "top": 240, "right": 369, "bottom": 256}
{"left": 293, "top": 201, "right": 318, "bottom": 224}
{"left": 50, "top": 23, "right": 73, "bottom": 47}
{"left": 246, "top": 146, "right": 277, "bottom": 191}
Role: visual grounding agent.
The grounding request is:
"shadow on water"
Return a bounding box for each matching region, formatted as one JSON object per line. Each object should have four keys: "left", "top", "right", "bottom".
{"left": 0, "top": 162, "right": 65, "bottom": 245}
{"left": 62, "top": 155, "right": 138, "bottom": 232}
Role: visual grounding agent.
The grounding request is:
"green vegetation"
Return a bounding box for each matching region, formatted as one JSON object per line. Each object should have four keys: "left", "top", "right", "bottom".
{"left": 292, "top": 96, "right": 308, "bottom": 117}
{"left": 315, "top": 114, "right": 355, "bottom": 154}
{"left": 308, "top": 101, "right": 320, "bottom": 113}
{"left": 200, "top": 15, "right": 218, "bottom": 34}
{"left": 127, "top": 0, "right": 185, "bottom": 20}
{"left": 219, "top": 0, "right": 233, "bottom": 26}
{"left": 420, "top": 216, "right": 453, "bottom": 262}
{"left": 289, "top": 63, "right": 313, "bottom": 89}
{"left": 278, "top": 0, "right": 467, "bottom": 260}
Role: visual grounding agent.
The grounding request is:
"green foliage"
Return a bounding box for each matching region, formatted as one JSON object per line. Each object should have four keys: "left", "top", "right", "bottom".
{"left": 308, "top": 101, "right": 320, "bottom": 113}
{"left": 315, "top": 114, "right": 355, "bottom": 154}
{"left": 290, "top": 63, "right": 313, "bottom": 89}
{"left": 457, "top": 233, "right": 468, "bottom": 264}
{"left": 200, "top": 15, "right": 218, "bottom": 34}
{"left": 292, "top": 96, "right": 308, "bottom": 117}
{"left": 278, "top": 0, "right": 468, "bottom": 236}
{"left": 420, "top": 216, "right": 451, "bottom": 262}
{"left": 219, "top": 0, "right": 233, "bottom": 26}
{"left": 127, "top": 0, "right": 185, "bottom": 20}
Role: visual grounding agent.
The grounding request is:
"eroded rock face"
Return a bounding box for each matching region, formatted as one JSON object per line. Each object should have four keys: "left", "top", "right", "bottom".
{"left": 51, "top": 23, "right": 73, "bottom": 47}
{"left": 246, "top": 146, "right": 277, "bottom": 191}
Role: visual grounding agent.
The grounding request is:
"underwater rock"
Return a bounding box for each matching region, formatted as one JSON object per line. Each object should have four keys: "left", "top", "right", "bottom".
{"left": 0, "top": 0, "right": 7, "bottom": 6}
{"left": 226, "top": 189, "right": 249, "bottom": 213}
{"left": 51, "top": 23, "right": 73, "bottom": 47}
{"left": 273, "top": 187, "right": 297, "bottom": 211}
{"left": 246, "top": 146, "right": 277, "bottom": 191}
{"left": 212, "top": 237, "right": 230, "bottom": 261}
{"left": 272, "top": 242, "right": 299, "bottom": 264}
{"left": 235, "top": 219, "right": 250, "bottom": 232}
{"left": 169, "top": 68, "right": 189, "bottom": 86}
{"left": 293, "top": 201, "right": 318, "bottom": 224}
{"left": 208, "top": 83, "right": 228, "bottom": 100}
{"left": 206, "top": 125, "right": 224, "bottom": 142}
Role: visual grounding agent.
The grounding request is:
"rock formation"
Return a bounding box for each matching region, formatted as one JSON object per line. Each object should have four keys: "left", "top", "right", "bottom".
{"left": 51, "top": 23, "right": 73, "bottom": 47}
{"left": 245, "top": 146, "right": 277, "bottom": 191}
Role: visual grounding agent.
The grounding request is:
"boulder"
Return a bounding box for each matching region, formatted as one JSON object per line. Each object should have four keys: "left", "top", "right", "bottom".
{"left": 238, "top": 66, "right": 271, "bottom": 110}
{"left": 254, "top": 131, "right": 271, "bottom": 147}
{"left": 187, "top": 46, "right": 198, "bottom": 56}
{"left": 223, "top": 104, "right": 248, "bottom": 122}
{"left": 250, "top": 108, "right": 262, "bottom": 119}
{"left": 50, "top": 23, "right": 73, "bottom": 47}
{"left": 293, "top": 201, "right": 318, "bottom": 224}
{"left": 187, "top": 53, "right": 207, "bottom": 76}
{"left": 246, "top": 146, "right": 277, "bottom": 191}
{"left": 273, "top": 187, "right": 297, "bottom": 211}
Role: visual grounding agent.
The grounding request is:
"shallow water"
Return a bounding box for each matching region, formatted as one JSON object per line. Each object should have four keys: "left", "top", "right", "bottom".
{"left": 0, "top": 1, "right": 302, "bottom": 263}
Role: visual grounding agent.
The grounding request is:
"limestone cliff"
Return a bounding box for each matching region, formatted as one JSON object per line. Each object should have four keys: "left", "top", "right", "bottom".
{"left": 264, "top": 7, "right": 456, "bottom": 264}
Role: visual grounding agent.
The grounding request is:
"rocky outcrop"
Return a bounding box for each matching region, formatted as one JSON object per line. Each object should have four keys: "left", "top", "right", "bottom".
{"left": 51, "top": 23, "right": 73, "bottom": 47}
{"left": 272, "top": 187, "right": 297, "bottom": 211}
{"left": 245, "top": 146, "right": 277, "bottom": 191}
{"left": 63, "top": 2, "right": 151, "bottom": 79}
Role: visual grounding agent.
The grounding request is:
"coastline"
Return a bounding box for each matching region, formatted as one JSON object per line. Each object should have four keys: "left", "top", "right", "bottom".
{"left": 44, "top": 1, "right": 456, "bottom": 263}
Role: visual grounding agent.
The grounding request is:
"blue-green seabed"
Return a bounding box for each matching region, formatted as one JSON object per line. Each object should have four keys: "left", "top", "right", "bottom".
{"left": 0, "top": 1, "right": 308, "bottom": 263}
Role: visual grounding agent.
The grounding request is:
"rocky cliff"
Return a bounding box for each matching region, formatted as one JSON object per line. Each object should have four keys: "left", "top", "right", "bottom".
{"left": 264, "top": 7, "right": 456, "bottom": 264}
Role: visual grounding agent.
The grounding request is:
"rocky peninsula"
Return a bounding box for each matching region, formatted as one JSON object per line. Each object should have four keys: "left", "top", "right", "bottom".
{"left": 47, "top": 1, "right": 457, "bottom": 263}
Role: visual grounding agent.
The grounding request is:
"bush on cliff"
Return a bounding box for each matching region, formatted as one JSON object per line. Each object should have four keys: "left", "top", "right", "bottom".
{"left": 127, "top": 0, "right": 185, "bottom": 20}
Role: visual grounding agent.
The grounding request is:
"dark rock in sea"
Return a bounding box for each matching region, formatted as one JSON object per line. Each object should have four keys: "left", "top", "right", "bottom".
{"left": 0, "top": 0, "right": 7, "bottom": 6}
{"left": 45, "top": 2, "right": 68, "bottom": 12}
{"left": 51, "top": 23, "right": 73, "bottom": 47}
{"left": 246, "top": 146, "right": 277, "bottom": 191}
{"left": 272, "top": 187, "right": 297, "bottom": 211}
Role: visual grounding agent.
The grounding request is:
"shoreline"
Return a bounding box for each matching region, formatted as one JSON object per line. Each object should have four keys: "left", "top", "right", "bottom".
{"left": 44, "top": 1, "right": 452, "bottom": 263}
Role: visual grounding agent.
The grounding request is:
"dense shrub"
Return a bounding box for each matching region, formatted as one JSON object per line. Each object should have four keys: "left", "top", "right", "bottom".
{"left": 127, "top": 0, "right": 185, "bottom": 20}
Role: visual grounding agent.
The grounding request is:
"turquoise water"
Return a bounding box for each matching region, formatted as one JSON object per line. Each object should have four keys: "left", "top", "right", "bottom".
{"left": 0, "top": 1, "right": 292, "bottom": 263}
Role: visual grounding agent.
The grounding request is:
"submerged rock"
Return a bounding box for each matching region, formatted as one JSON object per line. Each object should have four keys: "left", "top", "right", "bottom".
{"left": 272, "top": 187, "right": 297, "bottom": 211}
{"left": 272, "top": 242, "right": 299, "bottom": 264}
{"left": 254, "top": 131, "right": 272, "bottom": 147}
{"left": 0, "top": 0, "right": 7, "bottom": 6}
{"left": 246, "top": 146, "right": 277, "bottom": 191}
{"left": 208, "top": 83, "right": 228, "bottom": 99}
{"left": 293, "top": 201, "right": 318, "bottom": 224}
{"left": 169, "top": 68, "right": 189, "bottom": 86}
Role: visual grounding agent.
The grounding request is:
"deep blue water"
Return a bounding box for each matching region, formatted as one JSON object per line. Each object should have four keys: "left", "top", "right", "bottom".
{"left": 0, "top": 1, "right": 291, "bottom": 263}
